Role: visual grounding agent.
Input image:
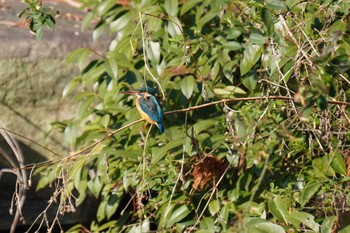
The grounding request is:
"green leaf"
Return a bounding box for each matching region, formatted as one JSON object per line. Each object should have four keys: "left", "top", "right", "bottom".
{"left": 299, "top": 180, "right": 321, "bottom": 207}
{"left": 167, "top": 15, "right": 182, "bottom": 36}
{"left": 106, "top": 194, "right": 120, "bottom": 220}
{"left": 35, "top": 26, "right": 43, "bottom": 40}
{"left": 200, "top": 217, "right": 215, "bottom": 231}
{"left": 114, "top": 52, "right": 133, "bottom": 68}
{"left": 147, "top": 41, "right": 161, "bottom": 64}
{"left": 214, "top": 85, "right": 247, "bottom": 97}
{"left": 339, "top": 225, "right": 350, "bottom": 233}
{"left": 93, "top": 22, "right": 107, "bottom": 42}
{"left": 66, "top": 48, "right": 91, "bottom": 70}
{"left": 36, "top": 165, "right": 60, "bottom": 191}
{"left": 266, "top": 0, "right": 288, "bottom": 11}
{"left": 208, "top": 200, "right": 220, "bottom": 216}
{"left": 110, "top": 11, "right": 131, "bottom": 32}
{"left": 168, "top": 205, "right": 191, "bottom": 225}
{"left": 101, "top": 114, "right": 110, "bottom": 129}
{"left": 287, "top": 212, "right": 319, "bottom": 232}
{"left": 247, "top": 218, "right": 286, "bottom": 233}
{"left": 223, "top": 41, "right": 242, "bottom": 51}
{"left": 180, "top": 0, "right": 202, "bottom": 15}
{"left": 196, "top": 6, "right": 220, "bottom": 30}
{"left": 223, "top": 60, "right": 239, "bottom": 83}
{"left": 97, "top": 0, "right": 115, "bottom": 16}
{"left": 262, "top": 9, "right": 274, "bottom": 34}
{"left": 330, "top": 150, "right": 347, "bottom": 175}
{"left": 97, "top": 198, "right": 107, "bottom": 222}
{"left": 268, "top": 195, "right": 289, "bottom": 224}
{"left": 249, "top": 33, "right": 266, "bottom": 45}
{"left": 151, "top": 138, "right": 183, "bottom": 164}
{"left": 96, "top": 221, "right": 118, "bottom": 232}
{"left": 242, "top": 70, "right": 258, "bottom": 92}
{"left": 240, "top": 44, "right": 262, "bottom": 75}
{"left": 164, "top": 0, "right": 178, "bottom": 16}
{"left": 181, "top": 75, "right": 196, "bottom": 99}
{"left": 62, "top": 77, "right": 81, "bottom": 98}
{"left": 87, "top": 176, "right": 103, "bottom": 199}
{"left": 321, "top": 216, "right": 337, "bottom": 233}
{"left": 45, "top": 16, "right": 55, "bottom": 31}
{"left": 104, "top": 55, "right": 118, "bottom": 80}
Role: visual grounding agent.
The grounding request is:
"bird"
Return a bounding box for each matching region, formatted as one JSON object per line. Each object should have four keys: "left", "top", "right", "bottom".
{"left": 122, "top": 86, "right": 165, "bottom": 134}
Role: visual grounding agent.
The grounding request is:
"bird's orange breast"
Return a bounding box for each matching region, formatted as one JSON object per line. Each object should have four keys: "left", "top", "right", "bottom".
{"left": 136, "top": 99, "right": 157, "bottom": 126}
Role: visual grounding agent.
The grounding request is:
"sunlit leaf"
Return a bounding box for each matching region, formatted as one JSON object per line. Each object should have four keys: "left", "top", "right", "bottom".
{"left": 299, "top": 180, "right": 321, "bottom": 207}
{"left": 246, "top": 218, "right": 286, "bottom": 233}
{"left": 321, "top": 216, "right": 337, "bottom": 233}
{"left": 268, "top": 195, "right": 288, "bottom": 224}
{"left": 110, "top": 11, "right": 131, "bottom": 32}
{"left": 181, "top": 75, "right": 195, "bottom": 99}
{"left": 266, "top": 0, "right": 288, "bottom": 11}
{"left": 339, "top": 225, "right": 350, "bottom": 233}
{"left": 240, "top": 44, "right": 262, "bottom": 75}
{"left": 208, "top": 200, "right": 220, "bottom": 216}
{"left": 287, "top": 212, "right": 319, "bottom": 232}
{"left": 330, "top": 150, "right": 347, "bottom": 175}
{"left": 169, "top": 205, "right": 191, "bottom": 225}
{"left": 242, "top": 70, "right": 258, "bottom": 92}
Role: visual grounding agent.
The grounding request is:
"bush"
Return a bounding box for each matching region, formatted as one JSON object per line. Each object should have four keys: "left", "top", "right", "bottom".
{"left": 32, "top": 0, "right": 350, "bottom": 232}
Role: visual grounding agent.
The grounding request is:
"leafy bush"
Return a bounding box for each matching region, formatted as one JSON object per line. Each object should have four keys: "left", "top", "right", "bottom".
{"left": 32, "top": 0, "right": 350, "bottom": 232}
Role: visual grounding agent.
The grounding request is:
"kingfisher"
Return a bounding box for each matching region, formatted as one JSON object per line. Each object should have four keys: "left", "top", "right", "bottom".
{"left": 122, "top": 86, "right": 165, "bottom": 134}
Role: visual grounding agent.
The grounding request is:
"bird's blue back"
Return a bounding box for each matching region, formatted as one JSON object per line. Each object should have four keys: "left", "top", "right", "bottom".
{"left": 138, "top": 94, "right": 164, "bottom": 133}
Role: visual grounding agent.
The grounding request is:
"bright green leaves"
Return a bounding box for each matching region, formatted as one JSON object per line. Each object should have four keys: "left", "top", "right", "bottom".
{"left": 240, "top": 44, "right": 262, "bottom": 75}
{"left": 66, "top": 48, "right": 92, "bottom": 71}
{"left": 208, "top": 200, "right": 220, "bottom": 216}
{"left": 266, "top": 0, "right": 288, "bottom": 11}
{"left": 299, "top": 180, "right": 321, "bottom": 207}
{"left": 223, "top": 60, "right": 239, "bottom": 83}
{"left": 181, "top": 75, "right": 196, "bottom": 99}
{"left": 97, "top": 194, "right": 122, "bottom": 222}
{"left": 321, "top": 216, "right": 337, "bottom": 233}
{"left": 242, "top": 70, "right": 258, "bottom": 92}
{"left": 330, "top": 150, "right": 347, "bottom": 176}
{"left": 96, "top": 0, "right": 115, "bottom": 16}
{"left": 268, "top": 195, "right": 320, "bottom": 232}
{"left": 196, "top": 4, "right": 220, "bottom": 31}
{"left": 110, "top": 11, "right": 132, "bottom": 32}
{"left": 19, "top": 0, "right": 57, "bottom": 40}
{"left": 147, "top": 41, "right": 161, "bottom": 65}
{"left": 104, "top": 52, "right": 119, "bottom": 80}
{"left": 268, "top": 195, "right": 289, "bottom": 224}
{"left": 168, "top": 205, "right": 191, "bottom": 225}
{"left": 180, "top": 0, "right": 202, "bottom": 15}
{"left": 288, "top": 212, "right": 319, "bottom": 232}
{"left": 312, "top": 152, "right": 347, "bottom": 179}
{"left": 164, "top": 0, "right": 178, "bottom": 16}
{"left": 242, "top": 218, "right": 286, "bottom": 233}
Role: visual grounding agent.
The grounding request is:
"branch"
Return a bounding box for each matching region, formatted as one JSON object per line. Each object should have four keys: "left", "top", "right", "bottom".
{"left": 164, "top": 96, "right": 350, "bottom": 115}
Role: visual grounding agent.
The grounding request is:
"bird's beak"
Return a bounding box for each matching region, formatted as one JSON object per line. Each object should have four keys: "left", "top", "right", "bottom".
{"left": 121, "top": 90, "right": 137, "bottom": 95}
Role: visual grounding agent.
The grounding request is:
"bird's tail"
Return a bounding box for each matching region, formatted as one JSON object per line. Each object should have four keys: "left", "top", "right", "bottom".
{"left": 157, "top": 122, "right": 165, "bottom": 134}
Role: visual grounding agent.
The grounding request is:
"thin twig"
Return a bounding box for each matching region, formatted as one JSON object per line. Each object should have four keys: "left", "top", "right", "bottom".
{"left": 165, "top": 96, "right": 350, "bottom": 115}
{"left": 279, "top": 15, "right": 314, "bottom": 67}
{"left": 138, "top": 11, "right": 165, "bottom": 99}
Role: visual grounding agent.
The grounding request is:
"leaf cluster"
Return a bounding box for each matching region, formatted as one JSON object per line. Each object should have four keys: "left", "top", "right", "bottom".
{"left": 19, "top": 0, "right": 57, "bottom": 40}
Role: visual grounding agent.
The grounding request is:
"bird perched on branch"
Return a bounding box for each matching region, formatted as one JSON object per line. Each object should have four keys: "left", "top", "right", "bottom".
{"left": 122, "top": 86, "right": 164, "bottom": 134}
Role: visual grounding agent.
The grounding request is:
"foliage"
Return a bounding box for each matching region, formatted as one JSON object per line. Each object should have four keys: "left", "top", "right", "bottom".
{"left": 19, "top": 0, "right": 57, "bottom": 40}
{"left": 34, "top": 0, "right": 350, "bottom": 232}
